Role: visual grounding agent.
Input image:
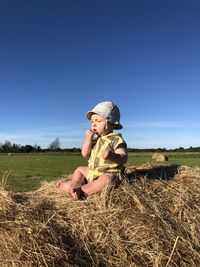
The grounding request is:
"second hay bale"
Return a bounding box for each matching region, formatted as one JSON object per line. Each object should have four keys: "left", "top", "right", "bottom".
{"left": 152, "top": 153, "right": 168, "bottom": 161}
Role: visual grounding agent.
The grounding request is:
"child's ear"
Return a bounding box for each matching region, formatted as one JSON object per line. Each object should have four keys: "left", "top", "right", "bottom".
{"left": 107, "top": 121, "right": 115, "bottom": 130}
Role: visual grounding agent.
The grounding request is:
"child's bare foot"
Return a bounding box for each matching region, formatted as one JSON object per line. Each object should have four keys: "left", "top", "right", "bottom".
{"left": 56, "top": 180, "right": 76, "bottom": 193}
{"left": 71, "top": 187, "right": 80, "bottom": 200}
{"left": 71, "top": 187, "right": 86, "bottom": 200}
{"left": 56, "top": 180, "right": 63, "bottom": 187}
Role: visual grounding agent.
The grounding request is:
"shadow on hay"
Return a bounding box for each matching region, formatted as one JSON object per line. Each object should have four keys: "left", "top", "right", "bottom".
{"left": 124, "top": 164, "right": 180, "bottom": 182}
{"left": 51, "top": 222, "right": 97, "bottom": 267}
{"left": 10, "top": 193, "right": 30, "bottom": 204}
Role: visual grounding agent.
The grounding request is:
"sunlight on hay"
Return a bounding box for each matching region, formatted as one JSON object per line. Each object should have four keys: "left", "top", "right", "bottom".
{"left": 0, "top": 165, "right": 200, "bottom": 267}
{"left": 152, "top": 153, "right": 168, "bottom": 161}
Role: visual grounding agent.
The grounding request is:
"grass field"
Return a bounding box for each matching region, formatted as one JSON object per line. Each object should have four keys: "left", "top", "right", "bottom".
{"left": 0, "top": 152, "right": 200, "bottom": 192}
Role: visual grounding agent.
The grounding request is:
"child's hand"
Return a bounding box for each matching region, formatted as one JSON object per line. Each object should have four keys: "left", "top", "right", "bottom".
{"left": 101, "top": 148, "right": 113, "bottom": 160}
{"left": 85, "top": 129, "right": 95, "bottom": 140}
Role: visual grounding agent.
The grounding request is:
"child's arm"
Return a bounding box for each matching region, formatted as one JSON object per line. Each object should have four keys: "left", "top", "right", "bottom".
{"left": 81, "top": 129, "right": 95, "bottom": 158}
{"left": 101, "top": 144, "right": 128, "bottom": 164}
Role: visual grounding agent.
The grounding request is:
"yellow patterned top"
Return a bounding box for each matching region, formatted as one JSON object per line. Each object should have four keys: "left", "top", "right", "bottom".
{"left": 87, "top": 132, "right": 127, "bottom": 182}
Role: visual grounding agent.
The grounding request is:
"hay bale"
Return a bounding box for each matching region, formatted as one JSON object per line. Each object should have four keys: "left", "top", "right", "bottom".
{"left": 152, "top": 152, "right": 168, "bottom": 161}
{"left": 152, "top": 152, "right": 159, "bottom": 160}
{"left": 0, "top": 166, "right": 200, "bottom": 267}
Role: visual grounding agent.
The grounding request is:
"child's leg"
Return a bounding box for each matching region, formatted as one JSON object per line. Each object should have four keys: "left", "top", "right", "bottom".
{"left": 81, "top": 173, "right": 116, "bottom": 196}
{"left": 57, "top": 166, "right": 88, "bottom": 192}
{"left": 71, "top": 166, "right": 89, "bottom": 185}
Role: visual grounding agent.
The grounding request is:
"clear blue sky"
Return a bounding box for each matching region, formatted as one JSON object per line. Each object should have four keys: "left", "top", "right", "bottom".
{"left": 0, "top": 0, "right": 199, "bottom": 149}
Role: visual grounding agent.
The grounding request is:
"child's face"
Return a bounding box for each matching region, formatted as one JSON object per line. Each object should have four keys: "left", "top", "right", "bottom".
{"left": 91, "top": 114, "right": 113, "bottom": 135}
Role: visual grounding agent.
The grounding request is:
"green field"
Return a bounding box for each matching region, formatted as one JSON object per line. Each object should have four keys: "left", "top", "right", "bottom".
{"left": 0, "top": 152, "right": 200, "bottom": 192}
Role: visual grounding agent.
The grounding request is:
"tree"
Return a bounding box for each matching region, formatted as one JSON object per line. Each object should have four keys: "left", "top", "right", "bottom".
{"left": 22, "top": 145, "right": 34, "bottom": 153}
{"left": 34, "top": 143, "right": 41, "bottom": 152}
{"left": 48, "top": 138, "right": 61, "bottom": 151}
{"left": 2, "top": 140, "right": 12, "bottom": 152}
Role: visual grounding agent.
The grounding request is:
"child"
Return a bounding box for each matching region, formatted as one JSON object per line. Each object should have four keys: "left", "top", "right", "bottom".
{"left": 57, "top": 101, "right": 128, "bottom": 200}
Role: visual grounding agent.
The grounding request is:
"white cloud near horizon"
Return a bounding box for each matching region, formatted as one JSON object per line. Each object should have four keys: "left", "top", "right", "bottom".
{"left": 0, "top": 123, "right": 88, "bottom": 148}
{"left": 0, "top": 120, "right": 199, "bottom": 149}
{"left": 126, "top": 132, "right": 200, "bottom": 149}
{"left": 122, "top": 119, "right": 200, "bottom": 149}
{"left": 124, "top": 120, "right": 200, "bottom": 129}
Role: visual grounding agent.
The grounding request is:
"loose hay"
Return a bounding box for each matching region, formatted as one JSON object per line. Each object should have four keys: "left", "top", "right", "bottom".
{"left": 0, "top": 165, "right": 200, "bottom": 267}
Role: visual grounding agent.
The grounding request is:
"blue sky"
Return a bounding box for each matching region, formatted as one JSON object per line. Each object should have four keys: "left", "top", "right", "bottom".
{"left": 0, "top": 0, "right": 199, "bottom": 149}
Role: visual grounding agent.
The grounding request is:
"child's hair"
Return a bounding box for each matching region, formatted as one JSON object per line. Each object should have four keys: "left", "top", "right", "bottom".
{"left": 105, "top": 119, "right": 115, "bottom": 131}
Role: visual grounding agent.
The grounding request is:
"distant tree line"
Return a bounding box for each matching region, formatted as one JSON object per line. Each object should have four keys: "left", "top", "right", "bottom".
{"left": 0, "top": 138, "right": 200, "bottom": 153}
{"left": 127, "top": 146, "right": 200, "bottom": 153}
{"left": 0, "top": 141, "right": 42, "bottom": 153}
{"left": 0, "top": 138, "right": 81, "bottom": 153}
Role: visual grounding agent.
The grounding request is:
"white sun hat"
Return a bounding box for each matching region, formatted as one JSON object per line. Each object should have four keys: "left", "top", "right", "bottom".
{"left": 86, "top": 101, "right": 123, "bottom": 129}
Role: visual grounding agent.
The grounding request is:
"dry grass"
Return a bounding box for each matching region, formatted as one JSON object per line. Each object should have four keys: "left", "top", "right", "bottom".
{"left": 0, "top": 165, "right": 200, "bottom": 267}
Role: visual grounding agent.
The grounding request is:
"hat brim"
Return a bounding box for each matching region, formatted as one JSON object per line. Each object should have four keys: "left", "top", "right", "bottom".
{"left": 86, "top": 111, "right": 94, "bottom": 120}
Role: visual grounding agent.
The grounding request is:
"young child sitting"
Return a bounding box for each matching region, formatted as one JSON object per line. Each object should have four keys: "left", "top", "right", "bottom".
{"left": 57, "top": 101, "right": 128, "bottom": 200}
